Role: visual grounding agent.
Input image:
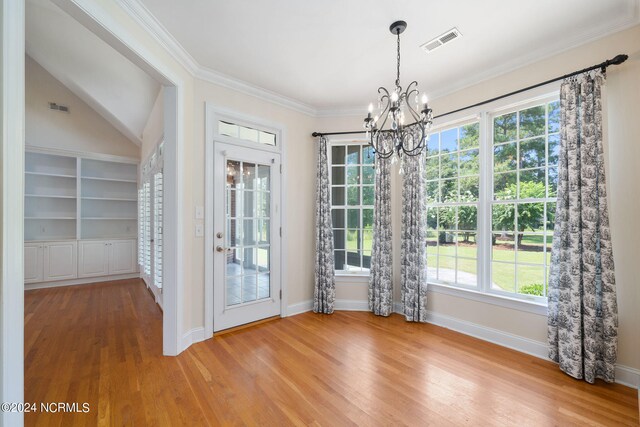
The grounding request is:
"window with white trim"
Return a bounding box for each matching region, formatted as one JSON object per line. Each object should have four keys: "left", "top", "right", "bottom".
{"left": 490, "top": 100, "right": 559, "bottom": 298}
{"left": 425, "top": 94, "right": 559, "bottom": 302}
{"left": 426, "top": 121, "right": 480, "bottom": 287}
{"left": 330, "top": 142, "right": 375, "bottom": 273}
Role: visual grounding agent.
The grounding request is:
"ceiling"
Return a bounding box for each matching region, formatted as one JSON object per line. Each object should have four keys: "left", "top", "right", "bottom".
{"left": 26, "top": 0, "right": 161, "bottom": 144}
{"left": 138, "top": 0, "right": 638, "bottom": 112}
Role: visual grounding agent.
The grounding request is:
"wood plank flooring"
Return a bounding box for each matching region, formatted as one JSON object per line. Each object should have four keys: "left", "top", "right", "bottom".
{"left": 25, "top": 279, "right": 638, "bottom": 426}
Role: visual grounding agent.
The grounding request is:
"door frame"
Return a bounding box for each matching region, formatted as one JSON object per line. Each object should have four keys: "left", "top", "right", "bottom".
{"left": 1, "top": 1, "right": 26, "bottom": 424}
{"left": 204, "top": 103, "right": 288, "bottom": 338}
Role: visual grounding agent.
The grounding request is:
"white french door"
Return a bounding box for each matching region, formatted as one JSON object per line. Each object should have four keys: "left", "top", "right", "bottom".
{"left": 213, "top": 142, "right": 281, "bottom": 331}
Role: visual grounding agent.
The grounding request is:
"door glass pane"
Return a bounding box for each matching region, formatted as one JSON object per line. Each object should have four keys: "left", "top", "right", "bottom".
{"left": 225, "top": 159, "right": 271, "bottom": 306}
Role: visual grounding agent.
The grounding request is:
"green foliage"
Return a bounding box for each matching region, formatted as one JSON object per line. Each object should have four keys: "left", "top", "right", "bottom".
{"left": 519, "top": 283, "right": 545, "bottom": 297}
{"left": 493, "top": 181, "right": 545, "bottom": 232}
{"left": 459, "top": 122, "right": 479, "bottom": 149}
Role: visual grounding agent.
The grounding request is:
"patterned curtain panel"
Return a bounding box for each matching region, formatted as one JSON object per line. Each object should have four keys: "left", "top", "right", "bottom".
{"left": 313, "top": 137, "right": 336, "bottom": 314}
{"left": 400, "top": 151, "right": 428, "bottom": 322}
{"left": 547, "top": 72, "right": 618, "bottom": 383}
{"left": 368, "top": 155, "right": 393, "bottom": 316}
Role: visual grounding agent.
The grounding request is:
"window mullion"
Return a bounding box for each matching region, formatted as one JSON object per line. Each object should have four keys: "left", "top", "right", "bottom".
{"left": 478, "top": 111, "right": 492, "bottom": 294}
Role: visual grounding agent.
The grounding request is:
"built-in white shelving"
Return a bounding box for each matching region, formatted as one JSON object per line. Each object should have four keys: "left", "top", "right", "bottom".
{"left": 25, "top": 151, "right": 138, "bottom": 241}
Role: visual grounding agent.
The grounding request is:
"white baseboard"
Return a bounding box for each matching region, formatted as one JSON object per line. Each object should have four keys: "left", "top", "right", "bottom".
{"left": 334, "top": 299, "right": 370, "bottom": 311}
{"left": 286, "top": 300, "right": 313, "bottom": 316}
{"left": 286, "top": 299, "right": 370, "bottom": 315}
{"left": 181, "top": 327, "right": 205, "bottom": 352}
{"left": 24, "top": 273, "right": 140, "bottom": 290}
{"left": 615, "top": 365, "right": 640, "bottom": 389}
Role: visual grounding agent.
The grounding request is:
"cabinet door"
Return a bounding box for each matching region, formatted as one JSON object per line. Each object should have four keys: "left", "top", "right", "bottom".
{"left": 24, "top": 244, "right": 44, "bottom": 283}
{"left": 78, "top": 241, "right": 109, "bottom": 278}
{"left": 109, "top": 239, "right": 137, "bottom": 275}
{"left": 43, "top": 241, "right": 78, "bottom": 281}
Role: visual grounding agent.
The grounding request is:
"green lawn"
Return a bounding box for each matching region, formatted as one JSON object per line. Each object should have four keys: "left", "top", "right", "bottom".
{"left": 344, "top": 230, "right": 550, "bottom": 296}
{"left": 426, "top": 233, "right": 550, "bottom": 295}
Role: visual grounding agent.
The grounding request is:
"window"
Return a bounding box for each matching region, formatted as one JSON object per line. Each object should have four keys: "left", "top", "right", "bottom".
{"left": 330, "top": 142, "right": 375, "bottom": 273}
{"left": 425, "top": 95, "right": 559, "bottom": 302}
{"left": 491, "top": 100, "right": 559, "bottom": 298}
{"left": 219, "top": 120, "right": 277, "bottom": 146}
{"left": 426, "top": 121, "right": 480, "bottom": 287}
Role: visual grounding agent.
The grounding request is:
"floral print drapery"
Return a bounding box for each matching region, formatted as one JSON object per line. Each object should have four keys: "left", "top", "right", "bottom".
{"left": 313, "top": 136, "right": 336, "bottom": 314}
{"left": 547, "top": 71, "right": 618, "bottom": 383}
{"left": 400, "top": 150, "right": 428, "bottom": 322}
{"left": 368, "top": 155, "right": 393, "bottom": 316}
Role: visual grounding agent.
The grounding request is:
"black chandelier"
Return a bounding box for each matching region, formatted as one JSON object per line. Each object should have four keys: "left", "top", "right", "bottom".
{"left": 363, "top": 20, "right": 433, "bottom": 162}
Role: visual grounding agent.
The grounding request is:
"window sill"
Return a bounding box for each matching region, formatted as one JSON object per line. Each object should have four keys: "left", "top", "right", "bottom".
{"left": 426, "top": 282, "right": 548, "bottom": 316}
{"left": 335, "top": 273, "right": 369, "bottom": 285}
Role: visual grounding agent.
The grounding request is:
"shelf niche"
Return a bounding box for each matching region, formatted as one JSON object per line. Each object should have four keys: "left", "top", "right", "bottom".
{"left": 24, "top": 150, "right": 139, "bottom": 241}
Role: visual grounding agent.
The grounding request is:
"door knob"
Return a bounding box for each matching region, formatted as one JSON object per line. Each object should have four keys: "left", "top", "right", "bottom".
{"left": 216, "top": 232, "right": 223, "bottom": 239}
{"left": 216, "top": 246, "right": 225, "bottom": 253}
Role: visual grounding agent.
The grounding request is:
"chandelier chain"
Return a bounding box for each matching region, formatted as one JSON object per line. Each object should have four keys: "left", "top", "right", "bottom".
{"left": 395, "top": 31, "right": 401, "bottom": 88}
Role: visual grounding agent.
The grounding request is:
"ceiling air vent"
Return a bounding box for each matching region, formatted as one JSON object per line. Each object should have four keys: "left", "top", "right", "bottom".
{"left": 420, "top": 27, "right": 462, "bottom": 53}
{"left": 48, "top": 102, "right": 69, "bottom": 113}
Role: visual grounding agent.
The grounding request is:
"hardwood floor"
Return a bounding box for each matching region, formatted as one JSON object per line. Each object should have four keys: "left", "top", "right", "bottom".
{"left": 25, "top": 279, "right": 638, "bottom": 426}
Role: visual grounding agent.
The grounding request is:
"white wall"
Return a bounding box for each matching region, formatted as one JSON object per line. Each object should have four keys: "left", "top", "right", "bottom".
{"left": 25, "top": 55, "right": 139, "bottom": 158}
{"left": 141, "top": 87, "right": 163, "bottom": 163}
{"left": 315, "top": 25, "right": 640, "bottom": 372}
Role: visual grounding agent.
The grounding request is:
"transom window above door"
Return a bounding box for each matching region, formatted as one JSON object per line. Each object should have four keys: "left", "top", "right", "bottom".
{"left": 218, "top": 120, "right": 277, "bottom": 146}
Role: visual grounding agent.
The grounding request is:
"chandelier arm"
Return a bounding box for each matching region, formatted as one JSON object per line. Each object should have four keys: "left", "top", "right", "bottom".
{"left": 372, "top": 131, "right": 395, "bottom": 157}
{"left": 405, "top": 100, "right": 422, "bottom": 123}
{"left": 401, "top": 124, "right": 427, "bottom": 156}
{"left": 371, "top": 93, "right": 394, "bottom": 157}
{"left": 374, "top": 88, "right": 392, "bottom": 133}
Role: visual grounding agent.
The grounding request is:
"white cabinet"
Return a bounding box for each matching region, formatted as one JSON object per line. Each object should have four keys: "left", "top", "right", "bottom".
{"left": 109, "top": 240, "right": 137, "bottom": 275}
{"left": 78, "top": 240, "right": 109, "bottom": 278}
{"left": 44, "top": 241, "right": 77, "bottom": 281}
{"left": 24, "top": 241, "right": 77, "bottom": 283}
{"left": 24, "top": 243, "right": 44, "bottom": 283}
{"left": 78, "top": 239, "right": 137, "bottom": 278}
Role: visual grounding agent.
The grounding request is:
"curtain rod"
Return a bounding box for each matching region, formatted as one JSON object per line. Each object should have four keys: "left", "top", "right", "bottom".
{"left": 311, "top": 53, "right": 628, "bottom": 138}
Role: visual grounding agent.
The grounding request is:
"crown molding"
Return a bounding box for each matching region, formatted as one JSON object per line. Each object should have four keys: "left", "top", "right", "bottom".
{"left": 116, "top": 0, "right": 639, "bottom": 119}
{"left": 116, "top": 0, "right": 199, "bottom": 75}
{"left": 116, "top": 0, "right": 317, "bottom": 116}
{"left": 193, "top": 66, "right": 317, "bottom": 116}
